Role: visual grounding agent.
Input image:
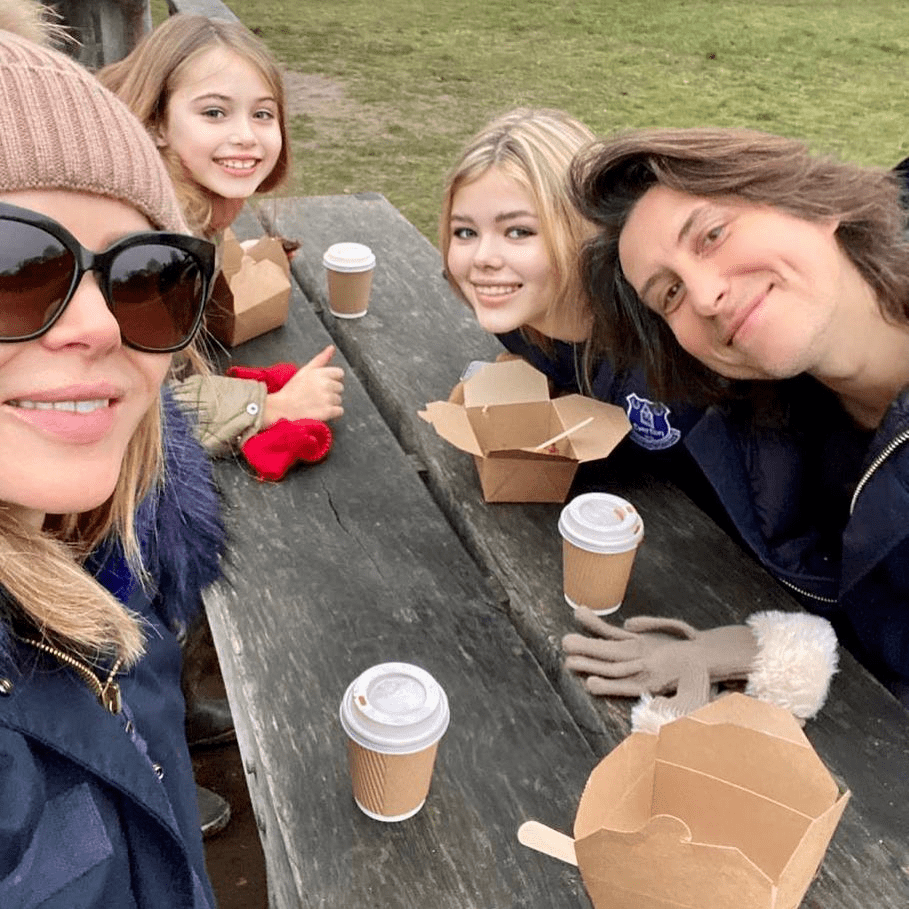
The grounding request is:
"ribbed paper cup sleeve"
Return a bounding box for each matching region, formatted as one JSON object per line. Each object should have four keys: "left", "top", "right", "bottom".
{"left": 562, "top": 539, "right": 639, "bottom": 615}
{"left": 347, "top": 740, "right": 440, "bottom": 821}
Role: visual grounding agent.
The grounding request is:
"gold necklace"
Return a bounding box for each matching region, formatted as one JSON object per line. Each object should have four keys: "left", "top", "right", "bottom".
{"left": 21, "top": 636, "right": 123, "bottom": 714}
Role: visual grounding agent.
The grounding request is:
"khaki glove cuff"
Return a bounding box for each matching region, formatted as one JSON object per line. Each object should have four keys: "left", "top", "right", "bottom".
{"left": 171, "top": 374, "right": 267, "bottom": 456}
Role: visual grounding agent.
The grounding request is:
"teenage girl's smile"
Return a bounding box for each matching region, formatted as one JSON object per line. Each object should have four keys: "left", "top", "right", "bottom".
{"left": 470, "top": 280, "right": 523, "bottom": 305}
{"left": 156, "top": 45, "right": 282, "bottom": 200}
{"left": 447, "top": 166, "right": 560, "bottom": 337}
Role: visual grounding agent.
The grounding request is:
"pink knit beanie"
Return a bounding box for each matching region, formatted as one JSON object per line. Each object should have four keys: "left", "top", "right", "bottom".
{"left": 0, "top": 28, "right": 187, "bottom": 232}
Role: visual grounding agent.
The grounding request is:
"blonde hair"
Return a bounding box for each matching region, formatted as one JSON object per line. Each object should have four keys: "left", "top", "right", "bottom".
{"left": 2, "top": 407, "right": 163, "bottom": 667}
{"left": 98, "top": 14, "right": 290, "bottom": 237}
{"left": 439, "top": 108, "right": 597, "bottom": 345}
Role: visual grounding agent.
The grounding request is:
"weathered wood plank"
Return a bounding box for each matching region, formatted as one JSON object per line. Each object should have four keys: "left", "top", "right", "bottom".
{"left": 203, "top": 207, "right": 598, "bottom": 908}
{"left": 50, "top": 0, "right": 151, "bottom": 66}
{"left": 260, "top": 193, "right": 909, "bottom": 908}
{"left": 166, "top": 0, "right": 239, "bottom": 21}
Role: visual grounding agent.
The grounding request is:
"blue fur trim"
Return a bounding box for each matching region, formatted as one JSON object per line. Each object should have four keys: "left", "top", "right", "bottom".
{"left": 135, "top": 388, "right": 225, "bottom": 628}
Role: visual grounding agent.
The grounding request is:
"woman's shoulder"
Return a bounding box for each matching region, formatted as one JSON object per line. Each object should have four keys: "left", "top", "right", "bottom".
{"left": 0, "top": 721, "right": 138, "bottom": 905}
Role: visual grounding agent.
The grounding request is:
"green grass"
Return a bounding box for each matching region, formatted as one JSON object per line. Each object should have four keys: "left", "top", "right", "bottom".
{"left": 161, "top": 1, "right": 909, "bottom": 241}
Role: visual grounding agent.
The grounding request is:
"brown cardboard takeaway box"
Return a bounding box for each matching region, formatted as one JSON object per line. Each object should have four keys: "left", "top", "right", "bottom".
{"left": 418, "top": 359, "right": 631, "bottom": 502}
{"left": 205, "top": 229, "right": 291, "bottom": 347}
{"left": 518, "top": 694, "right": 850, "bottom": 909}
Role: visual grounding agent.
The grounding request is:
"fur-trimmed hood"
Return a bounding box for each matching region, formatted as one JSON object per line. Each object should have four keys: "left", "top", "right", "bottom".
{"left": 91, "top": 388, "right": 225, "bottom": 626}
{"left": 0, "top": 0, "right": 62, "bottom": 46}
{"left": 137, "top": 388, "right": 225, "bottom": 624}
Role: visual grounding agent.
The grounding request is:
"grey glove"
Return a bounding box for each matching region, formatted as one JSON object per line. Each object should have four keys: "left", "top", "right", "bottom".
{"left": 562, "top": 608, "right": 758, "bottom": 698}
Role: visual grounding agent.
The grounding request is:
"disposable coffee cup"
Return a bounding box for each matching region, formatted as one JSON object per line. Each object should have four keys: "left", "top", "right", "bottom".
{"left": 323, "top": 242, "right": 376, "bottom": 318}
{"left": 558, "top": 493, "right": 644, "bottom": 616}
{"left": 339, "top": 662, "right": 450, "bottom": 822}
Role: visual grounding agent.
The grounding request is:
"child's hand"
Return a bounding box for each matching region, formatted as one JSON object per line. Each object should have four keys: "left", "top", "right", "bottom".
{"left": 263, "top": 345, "right": 345, "bottom": 425}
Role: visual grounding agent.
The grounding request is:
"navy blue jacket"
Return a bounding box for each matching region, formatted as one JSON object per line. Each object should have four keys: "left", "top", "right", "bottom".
{"left": 0, "top": 393, "right": 224, "bottom": 908}
{"left": 686, "top": 378, "right": 909, "bottom": 702}
{"left": 498, "top": 330, "right": 909, "bottom": 702}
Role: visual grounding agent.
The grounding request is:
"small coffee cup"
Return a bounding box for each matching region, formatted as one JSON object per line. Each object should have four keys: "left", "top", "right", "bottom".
{"left": 339, "top": 662, "right": 450, "bottom": 822}
{"left": 323, "top": 242, "right": 376, "bottom": 318}
{"left": 558, "top": 493, "right": 644, "bottom": 615}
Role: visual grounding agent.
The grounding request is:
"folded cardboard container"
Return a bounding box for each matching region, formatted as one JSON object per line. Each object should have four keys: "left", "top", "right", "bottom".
{"left": 419, "top": 360, "right": 630, "bottom": 502}
{"left": 205, "top": 229, "right": 291, "bottom": 347}
{"left": 520, "top": 695, "right": 849, "bottom": 909}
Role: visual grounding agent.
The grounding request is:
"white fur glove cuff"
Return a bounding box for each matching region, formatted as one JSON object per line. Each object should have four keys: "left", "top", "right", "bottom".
{"left": 631, "top": 610, "right": 838, "bottom": 734}
{"left": 743, "top": 610, "right": 839, "bottom": 720}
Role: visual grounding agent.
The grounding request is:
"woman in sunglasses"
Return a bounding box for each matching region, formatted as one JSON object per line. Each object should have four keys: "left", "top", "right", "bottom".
{"left": 0, "top": 13, "right": 223, "bottom": 907}
{"left": 568, "top": 127, "right": 909, "bottom": 707}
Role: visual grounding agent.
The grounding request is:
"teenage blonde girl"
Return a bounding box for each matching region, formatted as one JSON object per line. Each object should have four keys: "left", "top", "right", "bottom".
{"left": 439, "top": 107, "right": 702, "bottom": 465}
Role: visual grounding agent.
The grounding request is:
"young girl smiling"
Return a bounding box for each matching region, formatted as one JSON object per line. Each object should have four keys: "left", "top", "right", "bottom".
{"left": 99, "top": 15, "right": 344, "bottom": 460}
{"left": 99, "top": 14, "right": 289, "bottom": 239}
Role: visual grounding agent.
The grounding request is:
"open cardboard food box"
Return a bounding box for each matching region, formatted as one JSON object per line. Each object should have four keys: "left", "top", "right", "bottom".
{"left": 519, "top": 695, "right": 849, "bottom": 909}
{"left": 205, "top": 229, "right": 291, "bottom": 347}
{"left": 418, "top": 359, "right": 631, "bottom": 502}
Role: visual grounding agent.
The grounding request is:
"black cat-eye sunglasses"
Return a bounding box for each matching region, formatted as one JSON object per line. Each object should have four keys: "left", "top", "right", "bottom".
{"left": 0, "top": 201, "right": 215, "bottom": 353}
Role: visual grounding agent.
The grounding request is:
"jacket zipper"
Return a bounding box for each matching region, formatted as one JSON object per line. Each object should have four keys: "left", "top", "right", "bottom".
{"left": 849, "top": 426, "right": 909, "bottom": 514}
{"left": 779, "top": 425, "right": 909, "bottom": 605}
{"left": 778, "top": 576, "right": 838, "bottom": 605}
{"left": 20, "top": 636, "right": 123, "bottom": 714}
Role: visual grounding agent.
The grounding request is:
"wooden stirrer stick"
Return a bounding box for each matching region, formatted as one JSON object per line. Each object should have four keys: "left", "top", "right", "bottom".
{"left": 533, "top": 416, "right": 594, "bottom": 452}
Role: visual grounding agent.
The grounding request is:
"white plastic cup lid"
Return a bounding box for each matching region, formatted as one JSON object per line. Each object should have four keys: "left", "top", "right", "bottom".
{"left": 558, "top": 492, "right": 644, "bottom": 554}
{"left": 339, "top": 662, "right": 450, "bottom": 754}
{"left": 323, "top": 242, "right": 376, "bottom": 273}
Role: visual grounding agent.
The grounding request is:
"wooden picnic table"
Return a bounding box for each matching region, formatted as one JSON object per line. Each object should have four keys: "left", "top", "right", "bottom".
{"left": 202, "top": 196, "right": 909, "bottom": 908}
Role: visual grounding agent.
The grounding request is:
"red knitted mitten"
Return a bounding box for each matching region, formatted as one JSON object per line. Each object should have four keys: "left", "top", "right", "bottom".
{"left": 240, "top": 419, "right": 333, "bottom": 481}
{"left": 226, "top": 362, "right": 298, "bottom": 394}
